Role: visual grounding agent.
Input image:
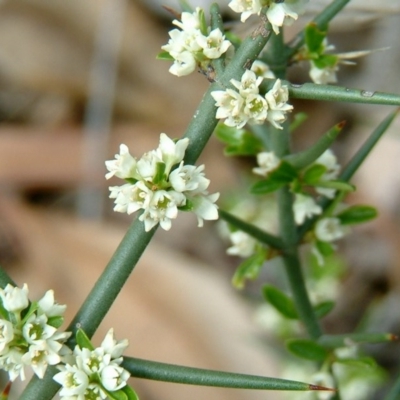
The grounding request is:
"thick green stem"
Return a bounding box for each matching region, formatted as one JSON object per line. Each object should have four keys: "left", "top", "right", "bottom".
{"left": 122, "top": 357, "right": 331, "bottom": 392}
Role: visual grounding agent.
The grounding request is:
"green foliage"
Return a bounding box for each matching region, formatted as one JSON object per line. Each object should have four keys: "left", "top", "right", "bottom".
{"left": 337, "top": 205, "right": 378, "bottom": 225}
{"left": 286, "top": 339, "right": 328, "bottom": 361}
{"left": 262, "top": 285, "right": 298, "bottom": 319}
{"left": 232, "top": 248, "right": 268, "bottom": 289}
{"left": 251, "top": 162, "right": 298, "bottom": 194}
{"left": 75, "top": 328, "right": 95, "bottom": 351}
{"left": 214, "top": 124, "right": 263, "bottom": 156}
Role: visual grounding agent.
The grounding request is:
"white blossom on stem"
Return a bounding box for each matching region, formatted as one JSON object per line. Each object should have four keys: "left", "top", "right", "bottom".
{"left": 228, "top": 0, "right": 262, "bottom": 22}
{"left": 253, "top": 151, "right": 280, "bottom": 177}
{"left": 315, "top": 217, "right": 347, "bottom": 242}
{"left": 293, "top": 193, "right": 322, "bottom": 225}
{"left": 106, "top": 134, "right": 219, "bottom": 232}
{"left": 0, "top": 284, "right": 71, "bottom": 382}
{"left": 251, "top": 60, "right": 275, "bottom": 79}
{"left": 227, "top": 231, "right": 257, "bottom": 257}
{"left": 314, "top": 149, "right": 341, "bottom": 198}
{"left": 265, "top": 79, "right": 293, "bottom": 129}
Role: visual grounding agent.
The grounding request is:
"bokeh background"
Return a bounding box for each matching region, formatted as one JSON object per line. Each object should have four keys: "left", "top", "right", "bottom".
{"left": 1, "top": 0, "right": 400, "bottom": 398}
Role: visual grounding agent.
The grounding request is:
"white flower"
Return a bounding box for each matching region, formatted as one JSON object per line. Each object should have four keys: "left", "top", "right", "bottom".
{"left": 169, "top": 50, "right": 197, "bottom": 77}
{"left": 251, "top": 60, "right": 275, "bottom": 79}
{"left": 75, "top": 347, "right": 111, "bottom": 375}
{"left": 22, "top": 314, "right": 57, "bottom": 344}
{"left": 310, "top": 61, "right": 338, "bottom": 84}
{"left": 169, "top": 163, "right": 210, "bottom": 194}
{"left": 0, "top": 348, "right": 26, "bottom": 381}
{"left": 231, "top": 69, "right": 263, "bottom": 97}
{"left": 54, "top": 363, "right": 89, "bottom": 397}
{"left": 228, "top": 0, "right": 262, "bottom": 22}
{"left": 227, "top": 231, "right": 257, "bottom": 257}
{"left": 101, "top": 328, "right": 129, "bottom": 360}
{"left": 37, "top": 290, "right": 67, "bottom": 317}
{"left": 267, "top": 0, "right": 308, "bottom": 34}
{"left": 197, "top": 28, "right": 231, "bottom": 59}
{"left": 315, "top": 217, "right": 347, "bottom": 242}
{"left": 253, "top": 151, "right": 280, "bottom": 176}
{"left": 101, "top": 364, "right": 130, "bottom": 391}
{"left": 140, "top": 190, "right": 186, "bottom": 232}
{"left": 244, "top": 93, "right": 268, "bottom": 124}
{"left": 189, "top": 192, "right": 219, "bottom": 227}
{"left": 0, "top": 283, "right": 29, "bottom": 314}
{"left": 0, "top": 319, "right": 14, "bottom": 354}
{"left": 264, "top": 79, "right": 293, "bottom": 129}
{"left": 173, "top": 7, "right": 202, "bottom": 31}
{"left": 105, "top": 144, "right": 137, "bottom": 180}
{"left": 22, "top": 341, "right": 63, "bottom": 379}
{"left": 314, "top": 149, "right": 341, "bottom": 198}
{"left": 293, "top": 194, "right": 322, "bottom": 225}
{"left": 156, "top": 133, "right": 189, "bottom": 173}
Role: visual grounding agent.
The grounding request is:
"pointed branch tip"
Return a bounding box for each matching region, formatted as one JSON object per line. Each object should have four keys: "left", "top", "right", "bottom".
{"left": 309, "top": 384, "right": 336, "bottom": 392}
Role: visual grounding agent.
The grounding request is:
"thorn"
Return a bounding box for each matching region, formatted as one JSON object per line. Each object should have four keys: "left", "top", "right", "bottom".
{"left": 337, "top": 120, "right": 346, "bottom": 129}
{"left": 1, "top": 382, "right": 12, "bottom": 399}
{"left": 309, "top": 384, "right": 336, "bottom": 392}
{"left": 162, "top": 6, "right": 181, "bottom": 20}
{"left": 390, "top": 333, "right": 399, "bottom": 341}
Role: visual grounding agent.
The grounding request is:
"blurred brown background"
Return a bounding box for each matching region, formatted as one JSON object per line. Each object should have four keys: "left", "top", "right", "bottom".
{"left": 1, "top": 0, "right": 400, "bottom": 399}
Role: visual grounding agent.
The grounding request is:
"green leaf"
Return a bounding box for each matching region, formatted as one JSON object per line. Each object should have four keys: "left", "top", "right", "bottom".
{"left": 47, "top": 316, "right": 64, "bottom": 329}
{"left": 314, "top": 301, "right": 335, "bottom": 318}
{"left": 286, "top": 339, "right": 328, "bottom": 361}
{"left": 214, "top": 124, "right": 262, "bottom": 156}
{"left": 198, "top": 8, "right": 208, "bottom": 36}
{"left": 314, "top": 54, "right": 338, "bottom": 69}
{"left": 312, "top": 179, "right": 355, "bottom": 192}
{"left": 335, "top": 357, "right": 377, "bottom": 370}
{"left": 105, "top": 389, "right": 128, "bottom": 400}
{"left": 251, "top": 179, "right": 286, "bottom": 194}
{"left": 156, "top": 51, "right": 174, "bottom": 61}
{"left": 305, "top": 23, "right": 327, "bottom": 53}
{"left": 76, "top": 328, "right": 94, "bottom": 351}
{"left": 315, "top": 240, "right": 335, "bottom": 257}
{"left": 251, "top": 162, "right": 298, "bottom": 194}
{"left": 303, "top": 164, "right": 327, "bottom": 184}
{"left": 232, "top": 249, "right": 267, "bottom": 289}
{"left": 289, "top": 112, "right": 308, "bottom": 133}
{"left": 153, "top": 162, "right": 166, "bottom": 185}
{"left": 121, "top": 386, "right": 140, "bottom": 400}
{"left": 336, "top": 205, "right": 378, "bottom": 225}
{"left": 262, "top": 285, "right": 298, "bottom": 319}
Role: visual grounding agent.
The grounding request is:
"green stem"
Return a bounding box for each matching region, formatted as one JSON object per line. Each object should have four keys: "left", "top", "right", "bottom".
{"left": 288, "top": 82, "right": 400, "bottom": 106}
{"left": 384, "top": 371, "right": 400, "bottom": 400}
{"left": 319, "top": 332, "right": 398, "bottom": 349}
{"left": 219, "top": 209, "right": 284, "bottom": 250}
{"left": 122, "top": 357, "right": 331, "bottom": 392}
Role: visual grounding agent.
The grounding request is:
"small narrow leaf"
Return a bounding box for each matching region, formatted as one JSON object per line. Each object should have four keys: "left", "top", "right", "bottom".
{"left": 287, "top": 339, "right": 328, "bottom": 361}
{"left": 251, "top": 162, "right": 298, "bottom": 194}
{"left": 76, "top": 328, "right": 94, "bottom": 351}
{"left": 335, "top": 357, "right": 377, "bottom": 370}
{"left": 232, "top": 249, "right": 267, "bottom": 289}
{"left": 121, "top": 386, "right": 140, "bottom": 400}
{"left": 311, "top": 180, "right": 355, "bottom": 192}
{"left": 305, "top": 23, "right": 327, "bottom": 53}
{"left": 314, "top": 301, "right": 335, "bottom": 318}
{"left": 47, "top": 316, "right": 64, "bottom": 329}
{"left": 336, "top": 205, "right": 378, "bottom": 225}
{"left": 319, "top": 332, "right": 398, "bottom": 348}
{"left": 262, "top": 285, "right": 298, "bottom": 319}
{"left": 156, "top": 51, "right": 174, "bottom": 61}
{"left": 303, "top": 164, "right": 327, "bottom": 184}
{"left": 315, "top": 240, "right": 334, "bottom": 257}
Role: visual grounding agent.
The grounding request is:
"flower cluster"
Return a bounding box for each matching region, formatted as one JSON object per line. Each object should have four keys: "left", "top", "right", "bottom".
{"left": 54, "top": 329, "right": 130, "bottom": 399}
{"left": 211, "top": 70, "right": 293, "bottom": 129}
{"left": 161, "top": 7, "right": 231, "bottom": 77}
{"left": 228, "top": 0, "right": 308, "bottom": 34}
{"left": 0, "top": 284, "right": 71, "bottom": 381}
{"left": 106, "top": 134, "right": 219, "bottom": 231}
